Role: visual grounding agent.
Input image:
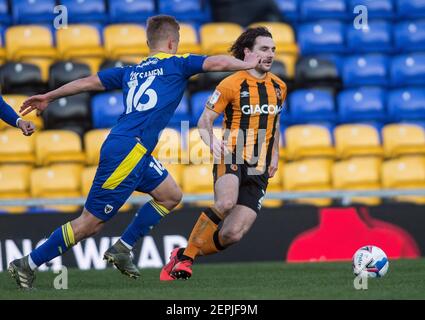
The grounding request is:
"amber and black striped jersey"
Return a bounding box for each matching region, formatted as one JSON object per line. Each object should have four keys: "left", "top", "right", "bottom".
{"left": 206, "top": 70, "right": 287, "bottom": 172}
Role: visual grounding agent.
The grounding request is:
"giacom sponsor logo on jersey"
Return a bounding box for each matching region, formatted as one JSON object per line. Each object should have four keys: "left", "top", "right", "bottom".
{"left": 241, "top": 104, "right": 283, "bottom": 115}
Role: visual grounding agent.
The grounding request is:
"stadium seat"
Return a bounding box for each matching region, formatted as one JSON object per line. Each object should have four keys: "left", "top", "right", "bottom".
{"left": 104, "top": 24, "right": 149, "bottom": 61}
{"left": 31, "top": 164, "right": 82, "bottom": 212}
{"left": 397, "top": 0, "right": 425, "bottom": 19}
{"left": 295, "top": 57, "right": 340, "bottom": 89}
{"left": 43, "top": 93, "right": 91, "bottom": 136}
{"left": 0, "top": 62, "right": 44, "bottom": 95}
{"left": 0, "top": 165, "right": 31, "bottom": 213}
{"left": 159, "top": 0, "right": 209, "bottom": 23}
{"left": 152, "top": 128, "right": 182, "bottom": 163}
{"left": 269, "top": 60, "right": 289, "bottom": 82}
{"left": 35, "top": 130, "right": 86, "bottom": 166}
{"left": 2, "top": 95, "right": 43, "bottom": 130}
{"left": 275, "top": 54, "right": 297, "bottom": 79}
{"left": 91, "top": 92, "right": 124, "bottom": 129}
{"left": 177, "top": 23, "right": 201, "bottom": 54}
{"left": 0, "top": 128, "right": 35, "bottom": 164}
{"left": 346, "top": 21, "right": 392, "bottom": 53}
{"left": 334, "top": 124, "right": 383, "bottom": 159}
{"left": 49, "top": 61, "right": 92, "bottom": 90}
{"left": 56, "top": 25, "right": 105, "bottom": 73}
{"left": 348, "top": 0, "right": 394, "bottom": 19}
{"left": 275, "top": 0, "right": 298, "bottom": 22}
{"left": 300, "top": 0, "right": 347, "bottom": 20}
{"left": 249, "top": 22, "right": 298, "bottom": 55}
{"left": 390, "top": 54, "right": 425, "bottom": 87}
{"left": 394, "top": 20, "right": 425, "bottom": 53}
{"left": 200, "top": 23, "right": 243, "bottom": 55}
{"left": 190, "top": 91, "right": 224, "bottom": 126}
{"left": 163, "top": 163, "right": 184, "bottom": 188}
{"left": 283, "top": 159, "right": 332, "bottom": 206}
{"left": 84, "top": 129, "right": 110, "bottom": 165}
{"left": 100, "top": 59, "right": 137, "bottom": 70}
{"left": 0, "top": 0, "right": 10, "bottom": 25}
{"left": 297, "top": 21, "right": 345, "bottom": 55}
{"left": 289, "top": 89, "right": 337, "bottom": 124}
{"left": 188, "top": 127, "right": 222, "bottom": 164}
{"left": 12, "top": 0, "right": 55, "bottom": 24}
{"left": 182, "top": 164, "right": 214, "bottom": 206}
{"left": 284, "top": 125, "right": 335, "bottom": 160}
{"left": 60, "top": 0, "right": 107, "bottom": 23}
{"left": 382, "top": 157, "right": 425, "bottom": 204}
{"left": 263, "top": 162, "right": 284, "bottom": 208}
{"left": 382, "top": 124, "right": 425, "bottom": 158}
{"left": 333, "top": 158, "right": 382, "bottom": 205}
{"left": 388, "top": 88, "right": 425, "bottom": 122}
{"left": 342, "top": 55, "right": 389, "bottom": 87}
{"left": 109, "top": 0, "right": 155, "bottom": 23}
{"left": 337, "top": 88, "right": 387, "bottom": 123}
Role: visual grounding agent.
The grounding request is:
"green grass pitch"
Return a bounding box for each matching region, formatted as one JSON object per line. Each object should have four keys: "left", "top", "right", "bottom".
{"left": 1, "top": 259, "right": 424, "bottom": 299}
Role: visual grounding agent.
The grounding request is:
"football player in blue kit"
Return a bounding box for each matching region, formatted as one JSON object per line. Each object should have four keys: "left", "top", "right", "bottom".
{"left": 0, "top": 96, "right": 35, "bottom": 135}
{"left": 9, "top": 15, "right": 260, "bottom": 289}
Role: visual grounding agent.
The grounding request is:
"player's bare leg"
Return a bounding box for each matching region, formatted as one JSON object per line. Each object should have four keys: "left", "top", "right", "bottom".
{"left": 105, "top": 174, "right": 182, "bottom": 279}
{"left": 218, "top": 205, "right": 257, "bottom": 247}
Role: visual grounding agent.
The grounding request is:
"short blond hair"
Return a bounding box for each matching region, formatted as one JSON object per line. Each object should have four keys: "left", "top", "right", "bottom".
{"left": 146, "top": 15, "right": 180, "bottom": 48}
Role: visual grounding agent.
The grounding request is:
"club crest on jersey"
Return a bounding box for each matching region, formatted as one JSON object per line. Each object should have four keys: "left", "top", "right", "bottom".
{"left": 104, "top": 204, "right": 114, "bottom": 214}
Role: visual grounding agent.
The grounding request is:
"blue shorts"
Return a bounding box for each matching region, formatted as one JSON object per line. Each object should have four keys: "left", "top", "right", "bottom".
{"left": 85, "top": 134, "right": 168, "bottom": 221}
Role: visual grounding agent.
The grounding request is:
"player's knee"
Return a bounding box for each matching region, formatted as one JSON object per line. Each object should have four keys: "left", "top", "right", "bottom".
{"left": 220, "top": 228, "right": 243, "bottom": 246}
{"left": 215, "top": 199, "right": 236, "bottom": 213}
{"left": 156, "top": 188, "right": 182, "bottom": 211}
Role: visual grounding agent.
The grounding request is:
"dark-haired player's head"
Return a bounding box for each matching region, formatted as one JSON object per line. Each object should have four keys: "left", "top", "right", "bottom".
{"left": 146, "top": 15, "right": 180, "bottom": 54}
{"left": 230, "top": 27, "right": 275, "bottom": 73}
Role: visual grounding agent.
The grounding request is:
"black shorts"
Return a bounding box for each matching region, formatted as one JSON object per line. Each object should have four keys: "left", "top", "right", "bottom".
{"left": 213, "top": 163, "right": 269, "bottom": 214}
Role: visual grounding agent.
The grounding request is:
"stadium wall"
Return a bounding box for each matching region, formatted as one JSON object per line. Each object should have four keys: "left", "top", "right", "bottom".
{"left": 0, "top": 204, "right": 424, "bottom": 271}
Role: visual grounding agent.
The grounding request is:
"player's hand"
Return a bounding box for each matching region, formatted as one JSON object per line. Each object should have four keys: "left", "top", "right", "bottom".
{"left": 17, "top": 119, "right": 36, "bottom": 136}
{"left": 268, "top": 152, "right": 279, "bottom": 178}
{"left": 244, "top": 52, "right": 261, "bottom": 69}
{"left": 20, "top": 94, "right": 50, "bottom": 116}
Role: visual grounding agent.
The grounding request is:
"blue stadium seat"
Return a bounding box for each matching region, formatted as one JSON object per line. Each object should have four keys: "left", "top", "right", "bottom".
{"left": 300, "top": 0, "right": 347, "bottom": 21}
{"left": 395, "top": 20, "right": 425, "bottom": 53}
{"left": 390, "top": 54, "right": 425, "bottom": 87}
{"left": 342, "top": 55, "right": 389, "bottom": 87}
{"left": 388, "top": 88, "right": 425, "bottom": 122}
{"left": 275, "top": 0, "right": 298, "bottom": 22}
{"left": 109, "top": 0, "right": 155, "bottom": 23}
{"left": 338, "top": 88, "right": 387, "bottom": 123}
{"left": 298, "top": 21, "right": 345, "bottom": 55}
{"left": 168, "top": 94, "right": 191, "bottom": 128}
{"left": 159, "top": 0, "right": 209, "bottom": 23}
{"left": 349, "top": 0, "right": 394, "bottom": 19}
{"left": 289, "top": 89, "right": 337, "bottom": 124}
{"left": 347, "top": 21, "right": 393, "bottom": 53}
{"left": 60, "top": 0, "right": 107, "bottom": 24}
{"left": 12, "top": 0, "right": 55, "bottom": 24}
{"left": 0, "top": 0, "right": 10, "bottom": 25}
{"left": 190, "top": 91, "right": 223, "bottom": 126}
{"left": 91, "top": 92, "right": 124, "bottom": 128}
{"left": 397, "top": 0, "right": 425, "bottom": 19}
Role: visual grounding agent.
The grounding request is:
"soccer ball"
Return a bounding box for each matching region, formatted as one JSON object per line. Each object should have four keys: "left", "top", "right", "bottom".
{"left": 352, "top": 245, "right": 389, "bottom": 278}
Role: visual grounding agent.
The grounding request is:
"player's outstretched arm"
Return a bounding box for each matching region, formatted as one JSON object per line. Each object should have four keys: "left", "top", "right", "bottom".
{"left": 20, "top": 75, "right": 105, "bottom": 116}
{"left": 202, "top": 52, "right": 260, "bottom": 72}
{"left": 198, "top": 108, "right": 228, "bottom": 160}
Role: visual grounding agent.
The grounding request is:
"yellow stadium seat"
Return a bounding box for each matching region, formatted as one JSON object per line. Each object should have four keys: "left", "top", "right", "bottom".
{"left": 285, "top": 125, "right": 335, "bottom": 160}
{"left": 56, "top": 25, "right": 105, "bottom": 73}
{"left": 31, "top": 164, "right": 82, "bottom": 212}
{"left": 188, "top": 127, "right": 222, "bottom": 164}
{"left": 383, "top": 124, "right": 425, "bottom": 158}
{"left": 333, "top": 158, "right": 382, "bottom": 205}
{"left": 182, "top": 164, "right": 214, "bottom": 206}
{"left": 163, "top": 163, "right": 184, "bottom": 188}
{"left": 0, "top": 165, "right": 31, "bottom": 213}
{"left": 263, "top": 162, "right": 284, "bottom": 208}
{"left": 104, "top": 24, "right": 148, "bottom": 61}
{"left": 334, "top": 124, "right": 383, "bottom": 159}
{"left": 200, "top": 23, "right": 243, "bottom": 55}
{"left": 177, "top": 24, "right": 201, "bottom": 54}
{"left": 283, "top": 159, "right": 333, "bottom": 206}
{"left": 35, "top": 130, "right": 85, "bottom": 166}
{"left": 382, "top": 157, "right": 425, "bottom": 204}
{"left": 84, "top": 129, "right": 110, "bottom": 165}
{"left": 2, "top": 95, "right": 43, "bottom": 130}
{"left": 275, "top": 54, "right": 297, "bottom": 78}
{"left": 0, "top": 128, "right": 35, "bottom": 164}
{"left": 0, "top": 35, "right": 5, "bottom": 64}
{"left": 152, "top": 128, "right": 182, "bottom": 164}
{"left": 248, "top": 22, "right": 298, "bottom": 55}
